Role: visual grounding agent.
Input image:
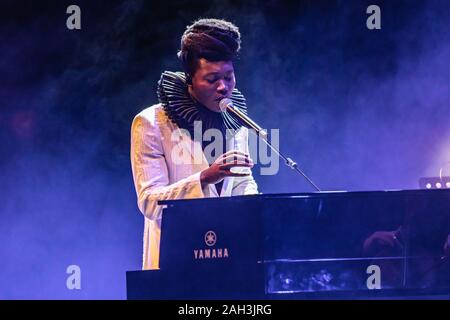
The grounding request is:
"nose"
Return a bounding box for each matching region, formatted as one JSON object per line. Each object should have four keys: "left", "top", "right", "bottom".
{"left": 217, "top": 80, "right": 227, "bottom": 94}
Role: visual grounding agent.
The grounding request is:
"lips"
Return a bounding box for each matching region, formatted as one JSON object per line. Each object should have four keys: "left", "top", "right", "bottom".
{"left": 215, "top": 96, "right": 226, "bottom": 102}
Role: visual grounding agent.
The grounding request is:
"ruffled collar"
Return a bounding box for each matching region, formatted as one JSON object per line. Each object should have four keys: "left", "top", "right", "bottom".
{"left": 157, "top": 71, "right": 247, "bottom": 137}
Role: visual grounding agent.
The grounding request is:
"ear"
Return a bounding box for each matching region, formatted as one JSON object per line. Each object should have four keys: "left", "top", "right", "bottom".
{"left": 185, "top": 73, "right": 193, "bottom": 85}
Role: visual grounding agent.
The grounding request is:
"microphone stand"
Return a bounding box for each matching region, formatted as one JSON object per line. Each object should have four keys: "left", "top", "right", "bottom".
{"left": 221, "top": 99, "right": 321, "bottom": 191}
{"left": 255, "top": 129, "right": 321, "bottom": 192}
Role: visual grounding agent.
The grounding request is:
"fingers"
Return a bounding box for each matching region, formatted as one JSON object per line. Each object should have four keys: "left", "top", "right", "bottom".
{"left": 227, "top": 172, "right": 251, "bottom": 177}
{"left": 218, "top": 154, "right": 253, "bottom": 165}
{"left": 212, "top": 150, "right": 254, "bottom": 179}
{"left": 216, "top": 154, "right": 253, "bottom": 166}
{"left": 219, "top": 161, "right": 254, "bottom": 170}
{"left": 216, "top": 150, "right": 251, "bottom": 163}
{"left": 220, "top": 150, "right": 248, "bottom": 157}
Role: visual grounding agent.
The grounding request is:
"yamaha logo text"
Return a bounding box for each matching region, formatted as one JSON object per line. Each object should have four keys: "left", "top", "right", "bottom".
{"left": 193, "top": 230, "right": 230, "bottom": 260}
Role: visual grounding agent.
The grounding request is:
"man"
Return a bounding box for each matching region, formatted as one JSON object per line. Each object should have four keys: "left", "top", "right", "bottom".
{"left": 131, "top": 18, "right": 258, "bottom": 270}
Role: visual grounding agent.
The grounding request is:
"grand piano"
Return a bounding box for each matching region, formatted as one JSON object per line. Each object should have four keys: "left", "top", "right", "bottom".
{"left": 126, "top": 189, "right": 450, "bottom": 299}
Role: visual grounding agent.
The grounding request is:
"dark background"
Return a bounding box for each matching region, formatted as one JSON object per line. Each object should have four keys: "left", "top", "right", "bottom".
{"left": 0, "top": 0, "right": 449, "bottom": 299}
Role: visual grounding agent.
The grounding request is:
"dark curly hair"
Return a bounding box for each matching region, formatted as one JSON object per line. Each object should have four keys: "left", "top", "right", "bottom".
{"left": 177, "top": 18, "right": 241, "bottom": 81}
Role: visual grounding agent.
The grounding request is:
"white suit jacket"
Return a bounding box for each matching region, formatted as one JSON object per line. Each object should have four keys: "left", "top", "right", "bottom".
{"left": 130, "top": 104, "right": 259, "bottom": 270}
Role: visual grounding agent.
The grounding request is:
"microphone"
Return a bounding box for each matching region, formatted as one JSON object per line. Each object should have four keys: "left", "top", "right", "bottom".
{"left": 219, "top": 98, "right": 321, "bottom": 191}
{"left": 219, "top": 98, "right": 268, "bottom": 139}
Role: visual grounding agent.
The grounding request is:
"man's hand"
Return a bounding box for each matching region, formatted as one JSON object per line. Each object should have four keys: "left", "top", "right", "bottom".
{"left": 200, "top": 150, "right": 254, "bottom": 188}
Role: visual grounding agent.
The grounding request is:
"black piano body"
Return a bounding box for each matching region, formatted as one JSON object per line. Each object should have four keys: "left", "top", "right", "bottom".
{"left": 127, "top": 189, "right": 450, "bottom": 299}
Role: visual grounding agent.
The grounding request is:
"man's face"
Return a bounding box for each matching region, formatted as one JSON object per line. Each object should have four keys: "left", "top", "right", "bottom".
{"left": 188, "top": 58, "right": 236, "bottom": 112}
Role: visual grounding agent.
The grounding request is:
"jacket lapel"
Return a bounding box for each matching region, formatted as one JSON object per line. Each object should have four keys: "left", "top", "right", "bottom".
{"left": 178, "top": 128, "right": 236, "bottom": 198}
{"left": 220, "top": 136, "right": 236, "bottom": 197}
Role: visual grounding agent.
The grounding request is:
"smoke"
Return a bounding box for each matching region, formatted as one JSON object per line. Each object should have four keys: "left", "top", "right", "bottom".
{"left": 0, "top": 0, "right": 449, "bottom": 298}
{"left": 233, "top": 0, "right": 450, "bottom": 192}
